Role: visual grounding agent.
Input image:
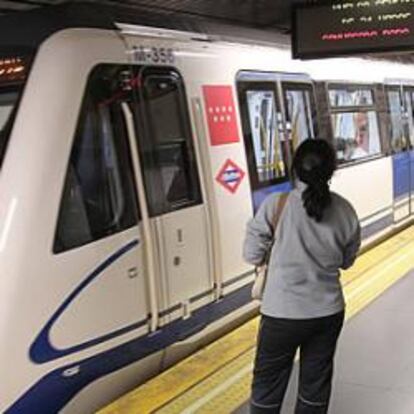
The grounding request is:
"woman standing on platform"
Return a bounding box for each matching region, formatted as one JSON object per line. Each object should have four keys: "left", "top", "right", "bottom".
{"left": 243, "top": 139, "right": 361, "bottom": 414}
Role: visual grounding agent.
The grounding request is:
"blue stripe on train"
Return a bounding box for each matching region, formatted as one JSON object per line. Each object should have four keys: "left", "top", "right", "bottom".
{"left": 30, "top": 240, "right": 141, "bottom": 364}
{"left": 393, "top": 152, "right": 412, "bottom": 200}
{"left": 361, "top": 214, "right": 394, "bottom": 239}
{"left": 253, "top": 181, "right": 293, "bottom": 212}
{"left": 411, "top": 151, "right": 414, "bottom": 192}
{"left": 6, "top": 284, "right": 252, "bottom": 413}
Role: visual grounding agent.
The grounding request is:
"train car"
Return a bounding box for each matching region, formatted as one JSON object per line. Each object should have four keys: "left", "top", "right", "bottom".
{"left": 0, "top": 4, "right": 413, "bottom": 413}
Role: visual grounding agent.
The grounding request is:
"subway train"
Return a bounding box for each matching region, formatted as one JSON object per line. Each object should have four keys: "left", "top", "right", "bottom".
{"left": 1, "top": 4, "right": 413, "bottom": 414}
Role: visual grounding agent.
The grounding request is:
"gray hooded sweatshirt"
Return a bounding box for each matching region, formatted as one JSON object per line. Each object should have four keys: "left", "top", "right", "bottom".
{"left": 243, "top": 183, "right": 361, "bottom": 319}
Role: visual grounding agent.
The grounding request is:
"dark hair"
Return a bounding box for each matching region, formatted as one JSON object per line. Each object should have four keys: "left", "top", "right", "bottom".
{"left": 292, "top": 139, "right": 337, "bottom": 222}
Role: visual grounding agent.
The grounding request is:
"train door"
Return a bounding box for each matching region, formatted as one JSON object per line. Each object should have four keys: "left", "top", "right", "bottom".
{"left": 237, "top": 71, "right": 317, "bottom": 211}
{"left": 402, "top": 87, "right": 414, "bottom": 215}
{"left": 237, "top": 72, "right": 290, "bottom": 211}
{"left": 50, "top": 65, "right": 151, "bottom": 354}
{"left": 385, "top": 85, "right": 412, "bottom": 222}
{"left": 124, "top": 66, "right": 212, "bottom": 324}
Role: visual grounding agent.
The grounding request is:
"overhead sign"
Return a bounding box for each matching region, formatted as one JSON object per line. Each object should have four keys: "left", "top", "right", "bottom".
{"left": 293, "top": 1, "right": 414, "bottom": 59}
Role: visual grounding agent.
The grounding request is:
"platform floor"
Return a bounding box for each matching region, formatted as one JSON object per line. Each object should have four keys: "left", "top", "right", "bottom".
{"left": 99, "top": 226, "right": 414, "bottom": 414}
{"left": 235, "top": 269, "right": 414, "bottom": 414}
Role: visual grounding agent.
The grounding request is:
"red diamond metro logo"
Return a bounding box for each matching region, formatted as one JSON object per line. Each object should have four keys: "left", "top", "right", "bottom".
{"left": 216, "top": 159, "right": 246, "bottom": 194}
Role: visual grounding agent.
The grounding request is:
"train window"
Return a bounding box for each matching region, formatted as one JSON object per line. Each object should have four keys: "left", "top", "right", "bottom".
{"left": 329, "top": 88, "right": 374, "bottom": 107}
{"left": 54, "top": 66, "right": 139, "bottom": 253}
{"left": 283, "top": 83, "right": 317, "bottom": 147}
{"left": 238, "top": 81, "right": 288, "bottom": 188}
{"left": 0, "top": 56, "right": 30, "bottom": 169}
{"left": 0, "top": 91, "right": 16, "bottom": 127}
{"left": 386, "top": 88, "right": 409, "bottom": 153}
{"left": 404, "top": 90, "right": 414, "bottom": 147}
{"left": 0, "top": 89, "right": 18, "bottom": 165}
{"left": 133, "top": 68, "right": 202, "bottom": 216}
{"left": 329, "top": 85, "right": 381, "bottom": 163}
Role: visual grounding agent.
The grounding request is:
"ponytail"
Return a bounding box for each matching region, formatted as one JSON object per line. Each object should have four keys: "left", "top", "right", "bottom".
{"left": 292, "top": 140, "right": 337, "bottom": 222}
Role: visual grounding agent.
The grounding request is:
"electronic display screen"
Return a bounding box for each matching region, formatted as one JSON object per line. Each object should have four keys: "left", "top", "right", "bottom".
{"left": 293, "top": 2, "right": 414, "bottom": 59}
{"left": 0, "top": 57, "right": 28, "bottom": 85}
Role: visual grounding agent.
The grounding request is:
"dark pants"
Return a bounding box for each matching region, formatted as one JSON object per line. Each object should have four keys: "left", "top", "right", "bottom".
{"left": 251, "top": 311, "right": 344, "bottom": 414}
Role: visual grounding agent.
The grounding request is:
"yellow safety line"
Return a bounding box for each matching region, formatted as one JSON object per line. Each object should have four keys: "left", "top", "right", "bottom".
{"left": 98, "top": 318, "right": 260, "bottom": 414}
{"left": 98, "top": 225, "right": 414, "bottom": 414}
{"left": 341, "top": 226, "right": 413, "bottom": 286}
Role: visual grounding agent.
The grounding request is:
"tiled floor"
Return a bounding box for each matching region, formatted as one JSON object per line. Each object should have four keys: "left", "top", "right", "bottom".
{"left": 235, "top": 270, "right": 414, "bottom": 414}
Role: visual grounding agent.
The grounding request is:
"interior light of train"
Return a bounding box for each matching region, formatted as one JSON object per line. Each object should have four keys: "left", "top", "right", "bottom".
{"left": 293, "top": 2, "right": 414, "bottom": 59}
{"left": 0, "top": 57, "right": 27, "bottom": 84}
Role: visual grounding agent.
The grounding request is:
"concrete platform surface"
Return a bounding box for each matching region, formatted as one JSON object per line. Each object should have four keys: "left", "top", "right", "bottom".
{"left": 235, "top": 270, "right": 414, "bottom": 414}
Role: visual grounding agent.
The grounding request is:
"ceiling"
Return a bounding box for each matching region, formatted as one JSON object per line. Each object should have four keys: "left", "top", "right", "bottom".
{"left": 0, "top": 0, "right": 308, "bottom": 31}
{"left": 0, "top": 0, "right": 413, "bottom": 62}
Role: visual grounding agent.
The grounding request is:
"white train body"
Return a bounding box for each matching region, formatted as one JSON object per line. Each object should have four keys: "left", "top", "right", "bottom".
{"left": 0, "top": 7, "right": 413, "bottom": 413}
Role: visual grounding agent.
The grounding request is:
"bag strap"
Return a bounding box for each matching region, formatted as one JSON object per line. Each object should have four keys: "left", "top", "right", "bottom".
{"left": 271, "top": 193, "right": 289, "bottom": 232}
{"left": 260, "top": 193, "right": 289, "bottom": 266}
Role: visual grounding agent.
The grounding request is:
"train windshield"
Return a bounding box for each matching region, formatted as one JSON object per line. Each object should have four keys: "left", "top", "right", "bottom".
{"left": 0, "top": 56, "right": 29, "bottom": 168}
